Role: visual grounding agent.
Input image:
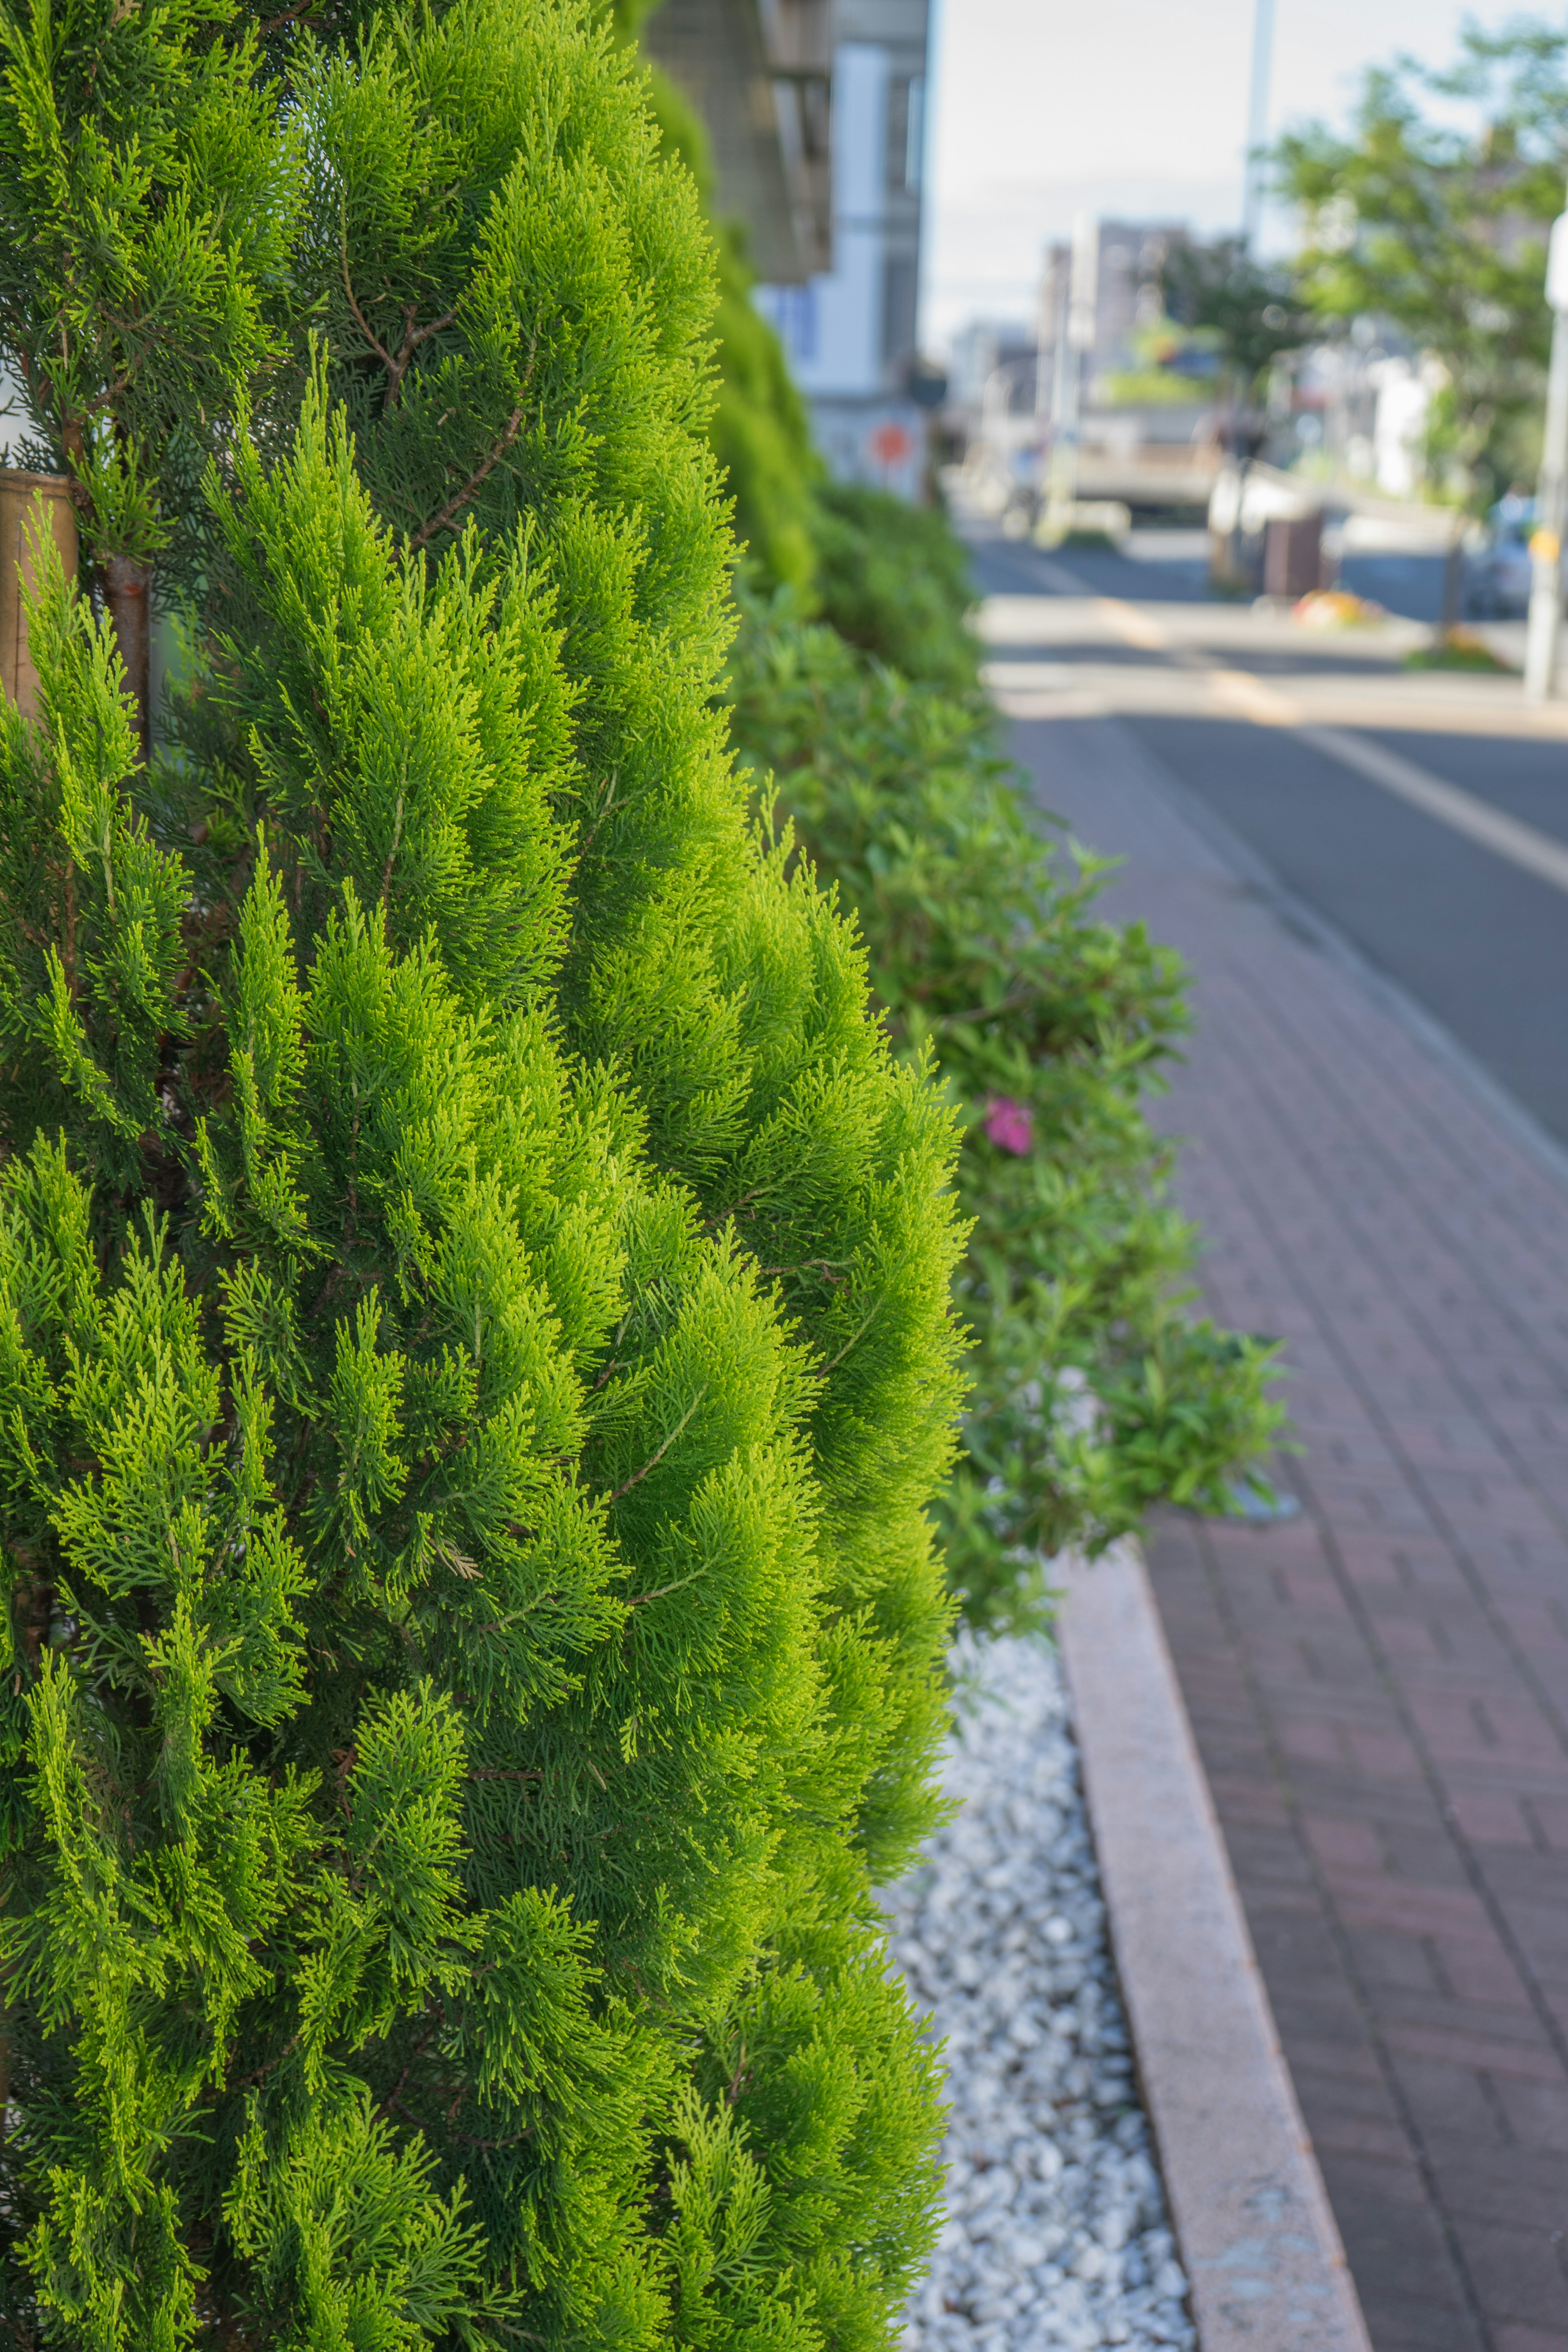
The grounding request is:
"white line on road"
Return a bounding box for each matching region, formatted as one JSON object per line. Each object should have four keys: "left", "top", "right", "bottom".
{"left": 1095, "top": 596, "right": 1174, "bottom": 652}
{"left": 1069, "top": 596, "right": 1568, "bottom": 902}
{"left": 1298, "top": 724, "right": 1568, "bottom": 900}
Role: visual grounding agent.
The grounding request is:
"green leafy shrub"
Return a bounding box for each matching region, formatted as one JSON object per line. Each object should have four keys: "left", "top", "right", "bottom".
{"left": 0, "top": 0, "right": 965, "bottom": 2341}
{"left": 728, "top": 590, "right": 1284, "bottom": 1628}
{"left": 809, "top": 482, "right": 982, "bottom": 695}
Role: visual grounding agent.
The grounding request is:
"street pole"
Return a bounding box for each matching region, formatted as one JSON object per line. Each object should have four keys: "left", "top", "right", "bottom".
{"left": 1241, "top": 0, "right": 1277, "bottom": 252}
{"left": 1042, "top": 212, "right": 1096, "bottom": 543}
{"left": 1525, "top": 208, "right": 1568, "bottom": 701}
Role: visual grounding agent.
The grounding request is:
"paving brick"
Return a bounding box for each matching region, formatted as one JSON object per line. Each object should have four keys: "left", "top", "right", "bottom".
{"left": 1454, "top": 2215, "right": 1568, "bottom": 2332}
{"left": 1012, "top": 708, "right": 1568, "bottom": 2352}
{"left": 1427, "top": 2138, "right": 1568, "bottom": 2233}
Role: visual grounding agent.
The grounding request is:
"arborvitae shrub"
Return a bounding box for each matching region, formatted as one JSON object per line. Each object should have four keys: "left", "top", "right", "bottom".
{"left": 0, "top": 2, "right": 966, "bottom": 2340}
{"left": 263, "top": 0, "right": 967, "bottom": 1830}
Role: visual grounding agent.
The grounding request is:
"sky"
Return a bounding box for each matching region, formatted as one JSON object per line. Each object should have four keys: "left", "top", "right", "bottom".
{"left": 922, "top": 0, "right": 1556, "bottom": 350}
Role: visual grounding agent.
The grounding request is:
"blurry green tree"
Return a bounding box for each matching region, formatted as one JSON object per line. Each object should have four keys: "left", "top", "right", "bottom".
{"left": 1276, "top": 19, "right": 1568, "bottom": 503}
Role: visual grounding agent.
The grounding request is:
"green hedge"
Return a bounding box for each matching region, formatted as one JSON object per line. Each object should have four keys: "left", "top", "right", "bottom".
{"left": 728, "top": 582, "right": 1284, "bottom": 1627}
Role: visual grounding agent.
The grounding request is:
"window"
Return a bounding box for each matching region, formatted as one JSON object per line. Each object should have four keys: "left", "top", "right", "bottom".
{"left": 887, "top": 74, "right": 925, "bottom": 191}
{"left": 882, "top": 256, "right": 917, "bottom": 366}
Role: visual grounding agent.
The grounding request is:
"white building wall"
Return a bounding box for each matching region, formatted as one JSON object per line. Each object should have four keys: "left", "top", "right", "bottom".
{"left": 754, "top": 4, "right": 930, "bottom": 499}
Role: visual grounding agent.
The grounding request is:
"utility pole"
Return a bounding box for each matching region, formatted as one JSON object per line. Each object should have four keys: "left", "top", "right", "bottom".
{"left": 1525, "top": 206, "right": 1568, "bottom": 701}
{"left": 1041, "top": 212, "right": 1097, "bottom": 544}
{"left": 1241, "top": 0, "right": 1277, "bottom": 252}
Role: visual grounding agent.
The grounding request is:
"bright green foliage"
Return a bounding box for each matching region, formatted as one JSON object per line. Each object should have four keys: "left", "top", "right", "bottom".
{"left": 0, "top": 0, "right": 298, "bottom": 586}
{"left": 728, "top": 587, "right": 1284, "bottom": 1629}
{"left": 0, "top": 1, "right": 965, "bottom": 2341}
{"left": 0, "top": 555, "right": 188, "bottom": 1195}
{"left": 271, "top": 0, "right": 964, "bottom": 1780}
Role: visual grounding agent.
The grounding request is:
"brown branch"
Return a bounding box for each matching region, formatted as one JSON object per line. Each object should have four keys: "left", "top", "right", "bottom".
{"left": 382, "top": 301, "right": 457, "bottom": 414}
{"left": 606, "top": 1386, "right": 708, "bottom": 1504}
{"left": 406, "top": 407, "right": 524, "bottom": 555}
{"left": 818, "top": 1298, "right": 884, "bottom": 1376}
{"left": 341, "top": 230, "right": 395, "bottom": 376}
{"left": 701, "top": 1186, "right": 767, "bottom": 1232}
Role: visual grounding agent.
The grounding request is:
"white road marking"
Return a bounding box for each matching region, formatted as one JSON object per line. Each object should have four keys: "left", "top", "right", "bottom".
{"left": 1298, "top": 725, "right": 1568, "bottom": 900}
{"left": 1205, "top": 666, "right": 1301, "bottom": 726}
{"left": 1095, "top": 596, "right": 1174, "bottom": 652}
{"left": 984, "top": 590, "right": 1568, "bottom": 900}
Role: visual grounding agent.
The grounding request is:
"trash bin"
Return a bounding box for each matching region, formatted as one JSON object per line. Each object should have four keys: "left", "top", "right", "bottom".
{"left": 1263, "top": 513, "right": 1323, "bottom": 601}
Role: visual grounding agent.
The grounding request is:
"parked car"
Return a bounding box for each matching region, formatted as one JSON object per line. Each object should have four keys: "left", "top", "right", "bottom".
{"left": 1468, "top": 500, "right": 1534, "bottom": 617}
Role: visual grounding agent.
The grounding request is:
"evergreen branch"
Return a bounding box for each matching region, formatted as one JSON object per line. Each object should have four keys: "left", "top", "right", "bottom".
{"left": 340, "top": 229, "right": 396, "bottom": 379}
{"left": 406, "top": 408, "right": 525, "bottom": 553}
{"left": 383, "top": 301, "right": 459, "bottom": 412}
{"left": 385, "top": 2094, "right": 532, "bottom": 2151}
{"left": 606, "top": 1386, "right": 708, "bottom": 1503}
{"left": 757, "top": 1257, "right": 851, "bottom": 1284}
{"left": 591, "top": 1307, "right": 636, "bottom": 1388}
{"left": 702, "top": 1185, "right": 768, "bottom": 1230}
{"left": 379, "top": 791, "right": 405, "bottom": 919}
{"left": 624, "top": 1566, "right": 704, "bottom": 1608}
{"left": 818, "top": 1299, "right": 885, "bottom": 1375}
{"left": 258, "top": 0, "right": 321, "bottom": 29}
{"left": 338, "top": 227, "right": 463, "bottom": 414}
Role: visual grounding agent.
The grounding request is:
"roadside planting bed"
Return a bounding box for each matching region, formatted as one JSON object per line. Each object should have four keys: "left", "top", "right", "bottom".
{"left": 890, "top": 1635, "right": 1197, "bottom": 2352}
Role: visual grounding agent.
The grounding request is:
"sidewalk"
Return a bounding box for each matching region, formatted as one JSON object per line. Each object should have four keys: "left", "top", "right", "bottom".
{"left": 1005, "top": 704, "right": 1568, "bottom": 2352}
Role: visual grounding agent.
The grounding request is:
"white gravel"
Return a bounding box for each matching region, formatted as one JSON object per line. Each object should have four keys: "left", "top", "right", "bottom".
{"left": 888, "top": 1632, "right": 1198, "bottom": 2352}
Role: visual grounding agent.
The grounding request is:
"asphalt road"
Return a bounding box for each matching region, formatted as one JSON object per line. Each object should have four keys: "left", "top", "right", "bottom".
{"left": 969, "top": 526, "right": 1568, "bottom": 1150}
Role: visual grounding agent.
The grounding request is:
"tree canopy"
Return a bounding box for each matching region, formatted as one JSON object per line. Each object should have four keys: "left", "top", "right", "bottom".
{"left": 1276, "top": 17, "right": 1568, "bottom": 499}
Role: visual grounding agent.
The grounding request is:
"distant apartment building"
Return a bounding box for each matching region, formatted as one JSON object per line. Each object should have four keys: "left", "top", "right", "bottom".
{"left": 642, "top": 0, "right": 834, "bottom": 282}
{"left": 1036, "top": 219, "right": 1187, "bottom": 394}
{"left": 645, "top": 0, "right": 932, "bottom": 499}
{"left": 752, "top": 0, "right": 932, "bottom": 500}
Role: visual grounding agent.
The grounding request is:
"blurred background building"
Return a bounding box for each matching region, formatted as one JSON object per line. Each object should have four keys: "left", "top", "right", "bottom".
{"left": 648, "top": 0, "right": 935, "bottom": 501}
{"left": 642, "top": 0, "right": 835, "bottom": 282}
{"left": 752, "top": 1, "right": 932, "bottom": 500}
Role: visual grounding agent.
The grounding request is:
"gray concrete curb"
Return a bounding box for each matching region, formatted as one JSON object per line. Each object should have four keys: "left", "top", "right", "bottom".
{"left": 1058, "top": 1543, "right": 1374, "bottom": 2352}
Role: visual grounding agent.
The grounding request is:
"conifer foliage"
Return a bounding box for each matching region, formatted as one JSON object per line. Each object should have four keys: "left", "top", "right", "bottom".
{"left": 0, "top": 0, "right": 299, "bottom": 753}
{"left": 0, "top": 2, "right": 964, "bottom": 2343}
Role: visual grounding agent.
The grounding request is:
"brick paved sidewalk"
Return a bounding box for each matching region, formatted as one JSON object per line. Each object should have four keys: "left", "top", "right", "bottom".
{"left": 1009, "top": 710, "right": 1568, "bottom": 2352}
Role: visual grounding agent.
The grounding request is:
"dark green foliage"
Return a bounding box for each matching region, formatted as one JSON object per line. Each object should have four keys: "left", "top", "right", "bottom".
{"left": 0, "top": 1, "right": 965, "bottom": 2341}
{"left": 0, "top": 0, "right": 298, "bottom": 589}
{"left": 1157, "top": 237, "right": 1309, "bottom": 403}
{"left": 728, "top": 588, "right": 1284, "bottom": 1629}
{"left": 808, "top": 483, "right": 981, "bottom": 696}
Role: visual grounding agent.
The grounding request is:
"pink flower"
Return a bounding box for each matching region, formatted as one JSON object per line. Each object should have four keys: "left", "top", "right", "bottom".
{"left": 982, "top": 1096, "right": 1033, "bottom": 1155}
